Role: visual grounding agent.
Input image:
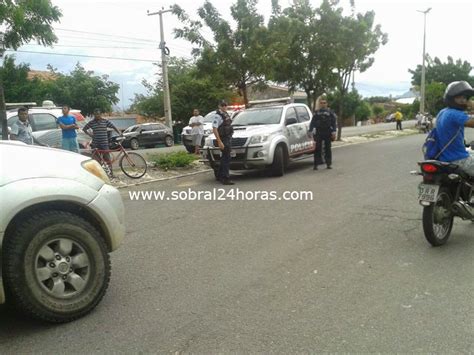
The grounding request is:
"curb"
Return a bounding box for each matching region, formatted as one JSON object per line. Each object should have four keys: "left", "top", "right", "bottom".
{"left": 116, "top": 128, "right": 419, "bottom": 189}
{"left": 116, "top": 168, "right": 213, "bottom": 189}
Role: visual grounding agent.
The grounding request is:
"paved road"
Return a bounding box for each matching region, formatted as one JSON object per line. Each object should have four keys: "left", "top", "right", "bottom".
{"left": 1, "top": 132, "right": 473, "bottom": 353}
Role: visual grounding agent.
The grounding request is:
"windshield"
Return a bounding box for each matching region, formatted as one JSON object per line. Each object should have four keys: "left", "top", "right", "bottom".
{"left": 232, "top": 107, "right": 282, "bottom": 126}
{"left": 124, "top": 125, "right": 139, "bottom": 133}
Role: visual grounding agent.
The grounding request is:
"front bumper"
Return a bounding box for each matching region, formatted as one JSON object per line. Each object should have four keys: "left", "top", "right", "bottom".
{"left": 87, "top": 183, "right": 125, "bottom": 251}
{"left": 201, "top": 144, "right": 268, "bottom": 169}
{"left": 181, "top": 133, "right": 208, "bottom": 147}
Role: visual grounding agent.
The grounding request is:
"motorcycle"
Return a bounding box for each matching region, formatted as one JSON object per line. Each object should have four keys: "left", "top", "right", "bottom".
{"left": 413, "top": 142, "right": 474, "bottom": 246}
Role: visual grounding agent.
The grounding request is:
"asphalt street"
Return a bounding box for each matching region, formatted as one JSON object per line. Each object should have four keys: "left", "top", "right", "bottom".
{"left": 1, "top": 130, "right": 473, "bottom": 353}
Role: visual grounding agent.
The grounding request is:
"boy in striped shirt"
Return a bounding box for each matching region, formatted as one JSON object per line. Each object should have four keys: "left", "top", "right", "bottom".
{"left": 83, "top": 109, "right": 121, "bottom": 174}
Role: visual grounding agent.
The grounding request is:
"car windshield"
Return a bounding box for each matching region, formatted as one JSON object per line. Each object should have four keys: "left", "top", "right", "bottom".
{"left": 124, "top": 125, "right": 139, "bottom": 133}
{"left": 232, "top": 107, "right": 282, "bottom": 126}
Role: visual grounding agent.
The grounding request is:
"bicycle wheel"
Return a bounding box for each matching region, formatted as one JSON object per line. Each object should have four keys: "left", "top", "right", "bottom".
{"left": 119, "top": 152, "right": 147, "bottom": 178}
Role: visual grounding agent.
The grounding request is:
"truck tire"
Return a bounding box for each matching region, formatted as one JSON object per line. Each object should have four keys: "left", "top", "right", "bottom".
{"left": 164, "top": 135, "right": 174, "bottom": 147}
{"left": 184, "top": 145, "right": 194, "bottom": 153}
{"left": 2, "top": 211, "right": 111, "bottom": 323}
{"left": 270, "top": 145, "right": 285, "bottom": 177}
{"left": 130, "top": 138, "right": 139, "bottom": 150}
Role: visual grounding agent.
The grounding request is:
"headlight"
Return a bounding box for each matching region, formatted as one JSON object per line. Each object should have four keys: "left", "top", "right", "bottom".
{"left": 249, "top": 134, "right": 271, "bottom": 144}
{"left": 81, "top": 159, "right": 110, "bottom": 184}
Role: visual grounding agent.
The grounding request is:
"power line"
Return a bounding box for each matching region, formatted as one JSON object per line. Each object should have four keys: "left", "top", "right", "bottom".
{"left": 57, "top": 34, "right": 158, "bottom": 45}
{"left": 23, "top": 43, "right": 156, "bottom": 50}
{"left": 8, "top": 50, "right": 159, "bottom": 63}
{"left": 55, "top": 28, "right": 157, "bottom": 43}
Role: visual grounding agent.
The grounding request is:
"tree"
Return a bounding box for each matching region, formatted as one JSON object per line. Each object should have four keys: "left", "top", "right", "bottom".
{"left": 47, "top": 64, "right": 119, "bottom": 116}
{"left": 328, "top": 0, "right": 387, "bottom": 139}
{"left": 131, "top": 57, "right": 233, "bottom": 122}
{"left": 173, "top": 0, "right": 270, "bottom": 107}
{"left": 1, "top": 0, "right": 62, "bottom": 138}
{"left": 409, "top": 56, "right": 474, "bottom": 87}
{"left": 424, "top": 81, "right": 446, "bottom": 115}
{"left": 355, "top": 101, "right": 372, "bottom": 122}
{"left": 268, "top": 0, "right": 338, "bottom": 110}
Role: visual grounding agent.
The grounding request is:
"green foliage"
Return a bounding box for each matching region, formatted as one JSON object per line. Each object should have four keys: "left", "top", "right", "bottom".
{"left": 409, "top": 56, "right": 474, "bottom": 87}
{"left": 327, "top": 89, "right": 362, "bottom": 119}
{"left": 425, "top": 81, "right": 446, "bottom": 115}
{"left": 355, "top": 101, "right": 371, "bottom": 121}
{"left": 173, "top": 0, "right": 270, "bottom": 106}
{"left": 372, "top": 105, "right": 384, "bottom": 117}
{"left": 0, "top": 57, "right": 119, "bottom": 115}
{"left": 48, "top": 64, "right": 119, "bottom": 115}
{"left": 131, "top": 57, "right": 232, "bottom": 122}
{"left": 267, "top": 0, "right": 338, "bottom": 110}
{"left": 151, "top": 151, "right": 198, "bottom": 169}
{"left": 0, "top": 0, "right": 62, "bottom": 50}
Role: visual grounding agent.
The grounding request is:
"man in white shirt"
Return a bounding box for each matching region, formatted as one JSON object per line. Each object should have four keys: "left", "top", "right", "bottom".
{"left": 189, "top": 108, "right": 204, "bottom": 154}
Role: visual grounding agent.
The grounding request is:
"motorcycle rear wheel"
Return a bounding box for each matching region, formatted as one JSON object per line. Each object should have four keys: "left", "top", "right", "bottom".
{"left": 422, "top": 187, "right": 454, "bottom": 246}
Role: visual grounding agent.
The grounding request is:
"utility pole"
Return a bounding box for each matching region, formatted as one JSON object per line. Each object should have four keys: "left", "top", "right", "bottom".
{"left": 417, "top": 7, "right": 431, "bottom": 114}
{"left": 0, "top": 32, "right": 7, "bottom": 140}
{"left": 148, "top": 7, "right": 173, "bottom": 129}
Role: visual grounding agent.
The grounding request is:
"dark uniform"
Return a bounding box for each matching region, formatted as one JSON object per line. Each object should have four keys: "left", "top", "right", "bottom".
{"left": 309, "top": 108, "right": 337, "bottom": 169}
{"left": 214, "top": 110, "right": 234, "bottom": 182}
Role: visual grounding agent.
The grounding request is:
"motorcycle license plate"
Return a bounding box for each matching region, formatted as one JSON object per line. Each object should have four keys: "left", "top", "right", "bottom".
{"left": 418, "top": 184, "right": 440, "bottom": 202}
{"left": 230, "top": 150, "right": 236, "bottom": 158}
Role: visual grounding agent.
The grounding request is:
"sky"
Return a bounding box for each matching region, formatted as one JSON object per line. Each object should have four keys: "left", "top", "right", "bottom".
{"left": 2, "top": 0, "right": 473, "bottom": 109}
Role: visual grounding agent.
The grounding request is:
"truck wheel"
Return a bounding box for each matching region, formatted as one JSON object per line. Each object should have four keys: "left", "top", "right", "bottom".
{"left": 270, "top": 145, "right": 285, "bottom": 177}
{"left": 184, "top": 145, "right": 194, "bottom": 154}
{"left": 2, "top": 211, "right": 110, "bottom": 323}
{"left": 130, "top": 138, "right": 139, "bottom": 150}
{"left": 164, "top": 135, "right": 174, "bottom": 147}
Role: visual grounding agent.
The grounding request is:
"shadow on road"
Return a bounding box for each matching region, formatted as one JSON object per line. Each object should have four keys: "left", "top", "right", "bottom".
{"left": 0, "top": 304, "right": 59, "bottom": 336}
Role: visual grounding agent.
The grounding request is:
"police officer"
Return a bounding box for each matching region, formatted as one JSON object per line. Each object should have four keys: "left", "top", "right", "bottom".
{"left": 308, "top": 96, "right": 337, "bottom": 170}
{"left": 212, "top": 100, "right": 234, "bottom": 185}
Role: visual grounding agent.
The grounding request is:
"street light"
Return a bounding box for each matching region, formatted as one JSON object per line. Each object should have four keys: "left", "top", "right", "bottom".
{"left": 417, "top": 7, "right": 431, "bottom": 114}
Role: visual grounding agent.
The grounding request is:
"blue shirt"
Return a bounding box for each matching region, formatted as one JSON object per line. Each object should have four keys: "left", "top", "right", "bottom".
{"left": 57, "top": 115, "right": 77, "bottom": 138}
{"left": 436, "top": 108, "right": 469, "bottom": 162}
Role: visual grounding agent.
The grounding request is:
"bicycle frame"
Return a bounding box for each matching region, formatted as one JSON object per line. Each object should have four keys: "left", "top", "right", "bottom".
{"left": 91, "top": 142, "right": 137, "bottom": 173}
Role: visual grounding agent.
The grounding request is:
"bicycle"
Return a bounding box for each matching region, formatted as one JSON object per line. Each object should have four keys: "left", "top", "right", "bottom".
{"left": 91, "top": 136, "right": 147, "bottom": 179}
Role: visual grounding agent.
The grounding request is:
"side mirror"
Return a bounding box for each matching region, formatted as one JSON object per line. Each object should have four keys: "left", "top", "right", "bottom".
{"left": 285, "top": 117, "right": 298, "bottom": 126}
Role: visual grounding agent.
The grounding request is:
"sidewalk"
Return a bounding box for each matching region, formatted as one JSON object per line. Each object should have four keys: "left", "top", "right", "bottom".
{"left": 110, "top": 127, "right": 420, "bottom": 188}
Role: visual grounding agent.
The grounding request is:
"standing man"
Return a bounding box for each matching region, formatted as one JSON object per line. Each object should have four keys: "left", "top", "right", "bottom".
{"left": 57, "top": 105, "right": 79, "bottom": 152}
{"left": 309, "top": 96, "right": 337, "bottom": 170}
{"left": 189, "top": 108, "right": 204, "bottom": 155}
{"left": 10, "top": 107, "right": 33, "bottom": 145}
{"left": 394, "top": 109, "right": 403, "bottom": 130}
{"left": 83, "top": 109, "right": 121, "bottom": 175}
{"left": 212, "top": 100, "right": 234, "bottom": 185}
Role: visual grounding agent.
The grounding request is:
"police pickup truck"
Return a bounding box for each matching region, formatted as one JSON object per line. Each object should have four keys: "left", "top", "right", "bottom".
{"left": 201, "top": 103, "right": 315, "bottom": 176}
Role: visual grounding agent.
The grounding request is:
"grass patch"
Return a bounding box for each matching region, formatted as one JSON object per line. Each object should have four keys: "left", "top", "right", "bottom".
{"left": 150, "top": 151, "right": 198, "bottom": 169}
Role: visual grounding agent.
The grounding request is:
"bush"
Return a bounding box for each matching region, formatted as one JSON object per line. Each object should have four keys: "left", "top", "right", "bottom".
{"left": 151, "top": 151, "right": 198, "bottom": 169}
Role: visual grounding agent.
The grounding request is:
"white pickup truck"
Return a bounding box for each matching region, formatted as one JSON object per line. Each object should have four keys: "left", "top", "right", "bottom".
{"left": 0, "top": 141, "right": 125, "bottom": 323}
{"left": 201, "top": 103, "right": 315, "bottom": 176}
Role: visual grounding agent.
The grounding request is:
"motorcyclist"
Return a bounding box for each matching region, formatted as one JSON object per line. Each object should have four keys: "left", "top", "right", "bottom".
{"left": 435, "top": 81, "right": 474, "bottom": 177}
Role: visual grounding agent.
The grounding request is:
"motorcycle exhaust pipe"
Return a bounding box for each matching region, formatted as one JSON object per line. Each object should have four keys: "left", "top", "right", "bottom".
{"left": 451, "top": 201, "right": 474, "bottom": 220}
